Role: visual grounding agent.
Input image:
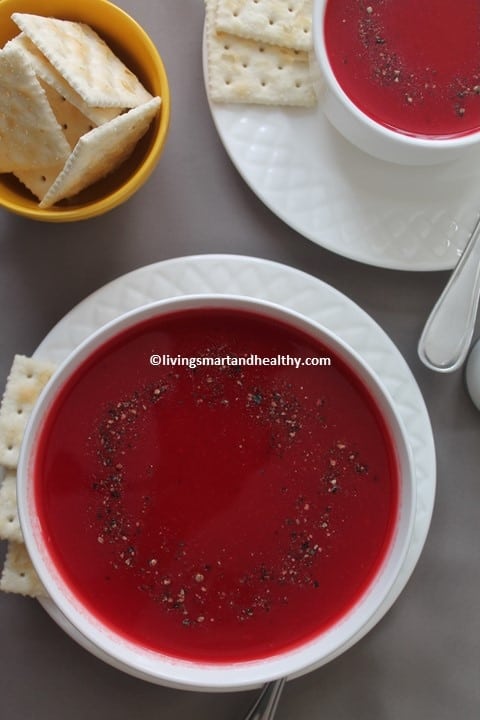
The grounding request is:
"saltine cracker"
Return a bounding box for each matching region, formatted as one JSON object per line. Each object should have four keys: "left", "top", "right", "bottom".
{"left": 0, "top": 470, "right": 22, "bottom": 543}
{"left": 215, "top": 0, "right": 313, "bottom": 52}
{"left": 40, "top": 96, "right": 161, "bottom": 208}
{"left": 14, "top": 81, "right": 98, "bottom": 202}
{"left": 205, "top": 0, "right": 316, "bottom": 106}
{"left": 12, "top": 13, "right": 153, "bottom": 109}
{"left": 0, "top": 43, "right": 70, "bottom": 172}
{"left": 0, "top": 541, "right": 46, "bottom": 597}
{"left": 6, "top": 34, "right": 122, "bottom": 126}
{"left": 0, "top": 355, "right": 56, "bottom": 469}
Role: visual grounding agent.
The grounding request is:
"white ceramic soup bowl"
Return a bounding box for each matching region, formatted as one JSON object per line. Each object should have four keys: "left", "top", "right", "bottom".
{"left": 17, "top": 294, "right": 415, "bottom": 691}
{"left": 312, "top": 0, "right": 480, "bottom": 165}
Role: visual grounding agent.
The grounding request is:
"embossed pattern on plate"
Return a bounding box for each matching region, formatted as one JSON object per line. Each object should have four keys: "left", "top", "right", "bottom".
{"left": 33, "top": 255, "right": 435, "bottom": 687}
{"left": 203, "top": 33, "right": 480, "bottom": 271}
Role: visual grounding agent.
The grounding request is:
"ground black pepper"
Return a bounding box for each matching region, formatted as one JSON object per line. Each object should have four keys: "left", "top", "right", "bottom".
{"left": 86, "top": 354, "right": 377, "bottom": 630}
{"left": 354, "top": 0, "right": 480, "bottom": 123}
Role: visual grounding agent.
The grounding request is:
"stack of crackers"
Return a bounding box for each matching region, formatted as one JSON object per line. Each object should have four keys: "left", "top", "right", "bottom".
{"left": 205, "top": 0, "right": 317, "bottom": 107}
{"left": 0, "top": 13, "right": 161, "bottom": 208}
{"left": 0, "top": 355, "right": 57, "bottom": 597}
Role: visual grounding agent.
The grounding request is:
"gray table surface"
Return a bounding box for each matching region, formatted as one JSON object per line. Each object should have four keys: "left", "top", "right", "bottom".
{"left": 1, "top": 1, "right": 479, "bottom": 718}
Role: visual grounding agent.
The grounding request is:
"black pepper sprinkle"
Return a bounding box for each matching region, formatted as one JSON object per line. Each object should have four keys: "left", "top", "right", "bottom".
{"left": 85, "top": 352, "right": 384, "bottom": 631}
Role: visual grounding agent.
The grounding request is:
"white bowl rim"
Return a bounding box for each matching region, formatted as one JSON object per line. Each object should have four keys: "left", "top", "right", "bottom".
{"left": 17, "top": 293, "right": 416, "bottom": 690}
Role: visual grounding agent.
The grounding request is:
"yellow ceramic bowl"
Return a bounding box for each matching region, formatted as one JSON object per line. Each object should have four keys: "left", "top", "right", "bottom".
{"left": 0, "top": 0, "right": 170, "bottom": 222}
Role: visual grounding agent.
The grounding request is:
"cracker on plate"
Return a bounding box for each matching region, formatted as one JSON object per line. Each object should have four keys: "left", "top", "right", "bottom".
{"left": 0, "top": 541, "right": 46, "bottom": 597}
{"left": 215, "top": 0, "right": 313, "bottom": 52}
{"left": 0, "top": 470, "right": 22, "bottom": 543}
{"left": 0, "top": 355, "right": 56, "bottom": 469}
{"left": 12, "top": 13, "right": 153, "bottom": 109}
{"left": 0, "top": 42, "right": 70, "bottom": 172}
{"left": 0, "top": 355, "right": 54, "bottom": 600}
{"left": 205, "top": 0, "right": 316, "bottom": 106}
{"left": 39, "top": 96, "right": 161, "bottom": 208}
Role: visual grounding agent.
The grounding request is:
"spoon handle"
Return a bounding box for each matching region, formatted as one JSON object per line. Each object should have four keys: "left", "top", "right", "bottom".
{"left": 418, "top": 214, "right": 480, "bottom": 372}
{"left": 242, "top": 679, "right": 286, "bottom": 720}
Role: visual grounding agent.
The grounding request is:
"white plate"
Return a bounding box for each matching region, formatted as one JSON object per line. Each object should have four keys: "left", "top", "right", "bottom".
{"left": 203, "top": 37, "right": 480, "bottom": 270}
{"left": 33, "top": 254, "right": 436, "bottom": 687}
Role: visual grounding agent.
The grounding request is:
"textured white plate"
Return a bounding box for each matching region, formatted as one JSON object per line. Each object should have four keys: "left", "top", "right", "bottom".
{"left": 33, "top": 254, "right": 435, "bottom": 687}
{"left": 203, "top": 38, "right": 480, "bottom": 270}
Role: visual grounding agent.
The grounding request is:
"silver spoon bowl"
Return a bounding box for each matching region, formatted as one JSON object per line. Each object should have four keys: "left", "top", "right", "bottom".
{"left": 418, "top": 213, "right": 480, "bottom": 372}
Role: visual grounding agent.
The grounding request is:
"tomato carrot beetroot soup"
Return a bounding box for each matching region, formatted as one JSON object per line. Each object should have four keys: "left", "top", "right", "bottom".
{"left": 324, "top": 0, "right": 480, "bottom": 138}
{"left": 34, "top": 308, "right": 399, "bottom": 664}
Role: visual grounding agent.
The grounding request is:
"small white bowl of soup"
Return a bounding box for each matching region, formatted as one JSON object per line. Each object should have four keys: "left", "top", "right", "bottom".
{"left": 17, "top": 295, "right": 415, "bottom": 690}
{"left": 313, "top": 0, "right": 480, "bottom": 165}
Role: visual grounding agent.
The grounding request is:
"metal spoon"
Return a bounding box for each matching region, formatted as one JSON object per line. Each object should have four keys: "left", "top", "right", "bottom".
{"left": 418, "top": 213, "right": 480, "bottom": 372}
{"left": 242, "top": 678, "right": 286, "bottom": 720}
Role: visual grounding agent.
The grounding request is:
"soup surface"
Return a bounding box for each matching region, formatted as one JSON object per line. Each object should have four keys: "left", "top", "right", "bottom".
{"left": 35, "top": 308, "right": 399, "bottom": 663}
{"left": 324, "top": 0, "right": 480, "bottom": 138}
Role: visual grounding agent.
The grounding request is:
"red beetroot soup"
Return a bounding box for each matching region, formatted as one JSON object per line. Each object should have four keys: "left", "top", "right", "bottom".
{"left": 324, "top": 0, "right": 480, "bottom": 138}
{"left": 34, "top": 308, "right": 399, "bottom": 664}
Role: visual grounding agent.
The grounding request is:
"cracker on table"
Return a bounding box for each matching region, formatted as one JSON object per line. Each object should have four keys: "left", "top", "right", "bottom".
{"left": 0, "top": 43, "right": 70, "bottom": 172}
{"left": 6, "top": 34, "right": 122, "bottom": 126}
{"left": 205, "top": 0, "right": 316, "bottom": 106}
{"left": 40, "top": 96, "right": 161, "bottom": 208}
{"left": 0, "top": 470, "right": 22, "bottom": 543}
{"left": 215, "top": 0, "right": 313, "bottom": 52}
{"left": 12, "top": 13, "right": 153, "bottom": 110}
{"left": 0, "top": 355, "right": 56, "bottom": 469}
{"left": 0, "top": 541, "right": 46, "bottom": 597}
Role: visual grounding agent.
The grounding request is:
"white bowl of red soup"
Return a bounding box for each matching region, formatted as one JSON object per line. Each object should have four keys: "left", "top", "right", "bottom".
{"left": 17, "top": 295, "right": 415, "bottom": 690}
{"left": 313, "top": 0, "right": 480, "bottom": 165}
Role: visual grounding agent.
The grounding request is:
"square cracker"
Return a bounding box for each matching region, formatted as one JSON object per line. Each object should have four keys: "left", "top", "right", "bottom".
{"left": 215, "top": 0, "right": 313, "bottom": 52}
{"left": 14, "top": 81, "right": 96, "bottom": 202}
{"left": 0, "top": 43, "right": 70, "bottom": 172}
{"left": 205, "top": 0, "right": 316, "bottom": 106}
{"left": 40, "top": 96, "right": 161, "bottom": 208}
{"left": 0, "top": 470, "right": 22, "bottom": 543}
{"left": 38, "top": 81, "right": 94, "bottom": 149}
{"left": 14, "top": 162, "right": 65, "bottom": 203}
{"left": 0, "top": 355, "right": 56, "bottom": 469}
{"left": 0, "top": 541, "right": 46, "bottom": 597}
{"left": 6, "top": 34, "right": 122, "bottom": 126}
{"left": 12, "top": 13, "right": 154, "bottom": 109}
